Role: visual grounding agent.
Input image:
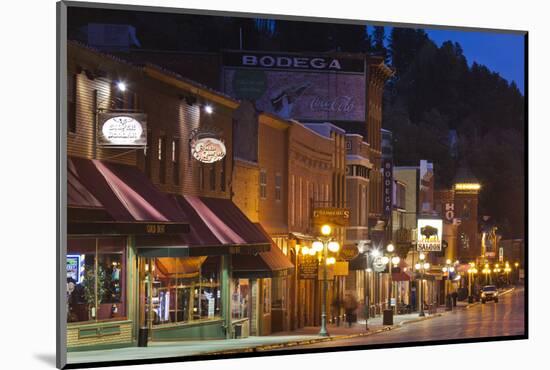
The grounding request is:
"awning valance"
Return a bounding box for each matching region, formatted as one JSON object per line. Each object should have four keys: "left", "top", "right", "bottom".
{"left": 232, "top": 223, "right": 294, "bottom": 278}
{"left": 135, "top": 196, "right": 271, "bottom": 256}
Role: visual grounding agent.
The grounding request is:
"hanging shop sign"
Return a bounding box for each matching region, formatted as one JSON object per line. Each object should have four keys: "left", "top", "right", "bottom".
{"left": 416, "top": 218, "right": 443, "bottom": 251}
{"left": 299, "top": 255, "right": 319, "bottom": 280}
{"left": 190, "top": 130, "right": 226, "bottom": 163}
{"left": 97, "top": 113, "right": 147, "bottom": 147}
{"left": 340, "top": 244, "right": 359, "bottom": 261}
{"left": 312, "top": 207, "right": 351, "bottom": 227}
{"left": 372, "top": 255, "right": 387, "bottom": 273}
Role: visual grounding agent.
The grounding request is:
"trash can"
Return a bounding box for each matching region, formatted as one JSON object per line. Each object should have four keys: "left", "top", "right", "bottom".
{"left": 234, "top": 324, "right": 242, "bottom": 339}
{"left": 138, "top": 327, "right": 149, "bottom": 347}
{"left": 383, "top": 309, "right": 393, "bottom": 325}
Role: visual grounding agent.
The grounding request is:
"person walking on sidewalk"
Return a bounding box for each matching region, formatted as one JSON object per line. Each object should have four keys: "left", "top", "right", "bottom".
{"left": 344, "top": 294, "right": 358, "bottom": 328}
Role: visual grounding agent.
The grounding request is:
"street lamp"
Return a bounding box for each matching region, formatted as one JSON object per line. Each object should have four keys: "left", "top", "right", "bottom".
{"left": 313, "top": 224, "right": 340, "bottom": 337}
{"left": 442, "top": 259, "right": 455, "bottom": 310}
{"left": 382, "top": 243, "right": 399, "bottom": 325}
{"left": 467, "top": 263, "right": 478, "bottom": 303}
{"left": 482, "top": 264, "right": 491, "bottom": 285}
{"left": 504, "top": 262, "right": 512, "bottom": 285}
{"left": 415, "top": 252, "right": 429, "bottom": 317}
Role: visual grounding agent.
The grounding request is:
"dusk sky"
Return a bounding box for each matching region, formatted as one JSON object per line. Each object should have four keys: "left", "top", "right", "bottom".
{"left": 423, "top": 29, "right": 525, "bottom": 94}
{"left": 375, "top": 26, "right": 525, "bottom": 94}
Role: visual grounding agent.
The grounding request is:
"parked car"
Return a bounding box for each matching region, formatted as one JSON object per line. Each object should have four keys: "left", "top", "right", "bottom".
{"left": 480, "top": 285, "right": 499, "bottom": 303}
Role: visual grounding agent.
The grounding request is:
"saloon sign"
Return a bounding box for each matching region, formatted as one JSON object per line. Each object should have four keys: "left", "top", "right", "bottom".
{"left": 190, "top": 132, "right": 226, "bottom": 164}
{"left": 98, "top": 113, "right": 147, "bottom": 147}
{"left": 416, "top": 218, "right": 443, "bottom": 251}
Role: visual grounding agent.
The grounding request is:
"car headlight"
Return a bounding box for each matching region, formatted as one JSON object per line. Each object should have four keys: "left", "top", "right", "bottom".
{"left": 481, "top": 292, "right": 486, "bottom": 297}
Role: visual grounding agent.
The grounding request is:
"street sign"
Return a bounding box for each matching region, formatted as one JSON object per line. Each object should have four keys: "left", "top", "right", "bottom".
{"left": 312, "top": 207, "right": 350, "bottom": 227}
{"left": 299, "top": 255, "right": 319, "bottom": 280}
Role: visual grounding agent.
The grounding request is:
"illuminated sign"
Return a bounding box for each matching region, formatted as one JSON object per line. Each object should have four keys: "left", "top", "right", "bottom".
{"left": 455, "top": 183, "right": 481, "bottom": 192}
{"left": 66, "top": 255, "right": 82, "bottom": 283}
{"left": 312, "top": 207, "right": 351, "bottom": 227}
{"left": 382, "top": 159, "right": 393, "bottom": 217}
{"left": 190, "top": 137, "right": 226, "bottom": 163}
{"left": 98, "top": 113, "right": 147, "bottom": 147}
{"left": 417, "top": 218, "right": 443, "bottom": 251}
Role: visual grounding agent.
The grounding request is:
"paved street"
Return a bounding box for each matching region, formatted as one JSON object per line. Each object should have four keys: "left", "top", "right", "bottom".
{"left": 280, "top": 287, "right": 525, "bottom": 351}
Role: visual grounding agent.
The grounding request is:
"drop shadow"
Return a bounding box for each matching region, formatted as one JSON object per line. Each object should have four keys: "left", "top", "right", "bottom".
{"left": 34, "top": 353, "right": 57, "bottom": 367}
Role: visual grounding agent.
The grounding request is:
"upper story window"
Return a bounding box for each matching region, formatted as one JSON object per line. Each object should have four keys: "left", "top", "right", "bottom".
{"left": 275, "top": 173, "right": 282, "bottom": 201}
{"left": 171, "top": 138, "right": 180, "bottom": 186}
{"left": 260, "top": 169, "right": 267, "bottom": 199}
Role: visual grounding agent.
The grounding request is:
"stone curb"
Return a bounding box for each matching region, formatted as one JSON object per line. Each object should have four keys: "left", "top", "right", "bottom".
{"left": 206, "top": 312, "right": 444, "bottom": 355}
{"left": 203, "top": 288, "right": 518, "bottom": 356}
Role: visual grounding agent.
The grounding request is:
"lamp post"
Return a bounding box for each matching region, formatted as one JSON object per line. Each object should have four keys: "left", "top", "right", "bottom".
{"left": 381, "top": 243, "right": 400, "bottom": 325}
{"left": 482, "top": 264, "right": 491, "bottom": 285}
{"left": 504, "top": 262, "right": 511, "bottom": 285}
{"left": 414, "top": 253, "right": 430, "bottom": 317}
{"left": 309, "top": 224, "right": 339, "bottom": 337}
{"left": 514, "top": 262, "right": 520, "bottom": 283}
{"left": 467, "top": 263, "right": 478, "bottom": 303}
{"left": 442, "top": 259, "right": 455, "bottom": 311}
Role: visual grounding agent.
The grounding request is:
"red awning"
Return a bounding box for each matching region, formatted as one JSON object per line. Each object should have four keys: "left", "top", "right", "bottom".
{"left": 67, "top": 156, "right": 189, "bottom": 235}
{"left": 136, "top": 196, "right": 272, "bottom": 256}
{"left": 392, "top": 260, "right": 413, "bottom": 282}
{"left": 232, "top": 223, "right": 295, "bottom": 278}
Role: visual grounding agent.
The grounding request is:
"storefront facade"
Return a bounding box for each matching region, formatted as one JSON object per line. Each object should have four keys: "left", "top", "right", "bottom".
{"left": 66, "top": 42, "right": 287, "bottom": 351}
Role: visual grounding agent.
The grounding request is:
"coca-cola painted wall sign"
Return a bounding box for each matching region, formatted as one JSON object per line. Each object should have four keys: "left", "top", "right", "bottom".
{"left": 223, "top": 51, "right": 366, "bottom": 122}
{"left": 190, "top": 137, "right": 226, "bottom": 163}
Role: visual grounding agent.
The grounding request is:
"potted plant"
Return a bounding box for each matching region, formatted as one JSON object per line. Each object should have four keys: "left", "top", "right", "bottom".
{"left": 82, "top": 265, "right": 106, "bottom": 321}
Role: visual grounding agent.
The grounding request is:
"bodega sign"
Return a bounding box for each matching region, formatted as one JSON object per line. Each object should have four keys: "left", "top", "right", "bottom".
{"left": 98, "top": 113, "right": 147, "bottom": 147}
{"left": 190, "top": 132, "right": 226, "bottom": 164}
{"left": 416, "top": 218, "right": 443, "bottom": 252}
{"left": 224, "top": 51, "right": 365, "bottom": 73}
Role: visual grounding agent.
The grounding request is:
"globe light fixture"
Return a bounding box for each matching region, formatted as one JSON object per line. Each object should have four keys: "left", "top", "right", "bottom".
{"left": 446, "top": 259, "right": 452, "bottom": 265}
{"left": 423, "top": 263, "right": 430, "bottom": 270}
{"left": 415, "top": 263, "right": 421, "bottom": 270}
{"left": 391, "top": 256, "right": 400, "bottom": 266}
{"left": 308, "top": 248, "right": 316, "bottom": 256}
{"left": 381, "top": 256, "right": 390, "bottom": 265}
{"left": 442, "top": 267, "right": 448, "bottom": 273}
{"left": 321, "top": 224, "right": 332, "bottom": 236}
{"left": 328, "top": 241, "right": 340, "bottom": 252}
{"left": 301, "top": 246, "right": 310, "bottom": 256}
{"left": 204, "top": 104, "right": 213, "bottom": 114}
{"left": 312, "top": 241, "right": 324, "bottom": 252}
{"left": 386, "top": 243, "right": 395, "bottom": 253}
{"left": 371, "top": 249, "right": 381, "bottom": 257}
{"left": 419, "top": 253, "right": 426, "bottom": 261}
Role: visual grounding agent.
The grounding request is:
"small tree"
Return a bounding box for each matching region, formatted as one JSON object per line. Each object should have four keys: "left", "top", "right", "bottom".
{"left": 82, "top": 264, "right": 106, "bottom": 320}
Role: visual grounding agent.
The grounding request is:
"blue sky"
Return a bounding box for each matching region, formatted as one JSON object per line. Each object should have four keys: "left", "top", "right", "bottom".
{"left": 425, "top": 29, "right": 525, "bottom": 94}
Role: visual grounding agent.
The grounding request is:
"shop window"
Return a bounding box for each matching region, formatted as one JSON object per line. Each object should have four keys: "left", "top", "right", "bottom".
{"left": 148, "top": 256, "right": 221, "bottom": 326}
{"left": 271, "top": 277, "right": 286, "bottom": 310}
{"left": 260, "top": 169, "right": 267, "bottom": 199}
{"left": 262, "top": 279, "right": 271, "bottom": 314}
{"left": 66, "top": 238, "right": 126, "bottom": 323}
{"left": 232, "top": 279, "right": 250, "bottom": 320}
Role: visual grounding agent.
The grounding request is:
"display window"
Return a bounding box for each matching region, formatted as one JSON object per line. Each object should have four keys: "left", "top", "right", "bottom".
{"left": 147, "top": 256, "right": 221, "bottom": 326}
{"left": 231, "top": 279, "right": 250, "bottom": 320}
{"left": 66, "top": 238, "right": 126, "bottom": 323}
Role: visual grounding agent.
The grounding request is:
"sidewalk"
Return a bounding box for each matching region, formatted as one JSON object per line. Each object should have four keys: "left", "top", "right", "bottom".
{"left": 68, "top": 295, "right": 501, "bottom": 364}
